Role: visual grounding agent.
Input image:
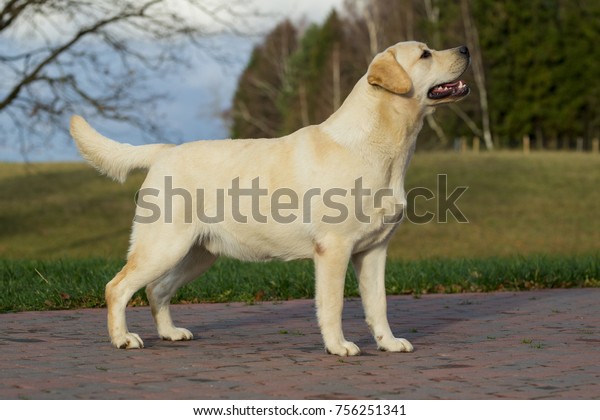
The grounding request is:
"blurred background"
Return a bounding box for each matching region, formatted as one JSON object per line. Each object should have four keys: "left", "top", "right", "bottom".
{"left": 1, "top": 0, "right": 598, "bottom": 160}
{"left": 1, "top": 0, "right": 346, "bottom": 161}
{"left": 0, "top": 0, "right": 598, "bottom": 263}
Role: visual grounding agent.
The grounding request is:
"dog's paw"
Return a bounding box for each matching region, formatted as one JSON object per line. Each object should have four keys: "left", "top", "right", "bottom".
{"left": 112, "top": 332, "right": 144, "bottom": 349}
{"left": 159, "top": 327, "right": 194, "bottom": 342}
{"left": 378, "top": 337, "right": 414, "bottom": 353}
{"left": 326, "top": 340, "right": 361, "bottom": 356}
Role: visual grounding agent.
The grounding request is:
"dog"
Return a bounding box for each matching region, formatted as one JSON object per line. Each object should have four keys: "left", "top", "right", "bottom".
{"left": 70, "top": 41, "right": 470, "bottom": 356}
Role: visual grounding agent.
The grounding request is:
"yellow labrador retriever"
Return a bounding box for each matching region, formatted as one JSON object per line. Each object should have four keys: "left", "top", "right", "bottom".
{"left": 70, "top": 41, "right": 470, "bottom": 356}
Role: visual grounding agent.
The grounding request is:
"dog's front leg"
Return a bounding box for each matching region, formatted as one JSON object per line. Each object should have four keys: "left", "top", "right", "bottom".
{"left": 314, "top": 241, "right": 360, "bottom": 356}
{"left": 352, "top": 243, "right": 413, "bottom": 353}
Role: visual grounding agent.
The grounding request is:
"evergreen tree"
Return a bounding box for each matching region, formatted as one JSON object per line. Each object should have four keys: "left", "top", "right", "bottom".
{"left": 230, "top": 20, "right": 297, "bottom": 139}
{"left": 230, "top": 0, "right": 600, "bottom": 149}
{"left": 279, "top": 11, "right": 354, "bottom": 134}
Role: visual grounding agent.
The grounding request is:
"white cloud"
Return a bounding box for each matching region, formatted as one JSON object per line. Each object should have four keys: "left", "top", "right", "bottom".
{"left": 3, "top": 0, "right": 346, "bottom": 44}
{"left": 253, "top": 0, "right": 345, "bottom": 24}
{"left": 159, "top": 0, "right": 346, "bottom": 36}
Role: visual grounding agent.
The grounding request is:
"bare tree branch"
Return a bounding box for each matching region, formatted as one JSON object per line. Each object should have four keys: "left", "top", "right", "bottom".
{"left": 0, "top": 0, "right": 263, "bottom": 158}
{"left": 0, "top": 0, "right": 163, "bottom": 111}
{"left": 0, "top": 0, "right": 43, "bottom": 31}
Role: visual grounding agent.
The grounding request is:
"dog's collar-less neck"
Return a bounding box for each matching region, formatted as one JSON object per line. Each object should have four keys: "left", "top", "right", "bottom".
{"left": 321, "top": 78, "right": 424, "bottom": 163}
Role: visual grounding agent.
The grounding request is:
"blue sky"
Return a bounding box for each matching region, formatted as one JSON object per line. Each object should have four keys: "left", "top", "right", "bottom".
{"left": 0, "top": 0, "right": 345, "bottom": 162}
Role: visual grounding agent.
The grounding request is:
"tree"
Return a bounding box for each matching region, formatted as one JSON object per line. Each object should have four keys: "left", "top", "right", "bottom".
{"left": 230, "top": 0, "right": 600, "bottom": 149}
{"left": 0, "top": 0, "right": 257, "bottom": 157}
{"left": 553, "top": 0, "right": 600, "bottom": 145}
{"left": 230, "top": 20, "right": 297, "bottom": 139}
{"left": 460, "top": 0, "right": 493, "bottom": 150}
{"left": 473, "top": 0, "right": 599, "bottom": 147}
{"left": 279, "top": 11, "right": 353, "bottom": 135}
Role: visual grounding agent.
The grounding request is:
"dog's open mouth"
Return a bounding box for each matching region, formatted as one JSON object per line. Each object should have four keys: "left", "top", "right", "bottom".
{"left": 428, "top": 80, "right": 469, "bottom": 100}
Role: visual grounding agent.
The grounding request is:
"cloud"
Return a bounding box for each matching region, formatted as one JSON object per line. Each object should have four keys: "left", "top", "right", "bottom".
{"left": 3, "top": 0, "right": 345, "bottom": 44}
{"left": 255, "top": 0, "right": 345, "bottom": 24}
{"left": 0, "top": 0, "right": 346, "bottom": 161}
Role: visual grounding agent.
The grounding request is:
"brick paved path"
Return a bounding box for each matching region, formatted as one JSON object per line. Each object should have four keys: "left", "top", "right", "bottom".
{"left": 1, "top": 289, "right": 599, "bottom": 399}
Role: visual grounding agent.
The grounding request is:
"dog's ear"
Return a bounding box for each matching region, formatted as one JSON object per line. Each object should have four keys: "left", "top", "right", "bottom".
{"left": 367, "top": 51, "right": 412, "bottom": 94}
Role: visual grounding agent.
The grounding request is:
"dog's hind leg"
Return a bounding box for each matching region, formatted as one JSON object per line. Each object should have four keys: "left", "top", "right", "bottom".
{"left": 146, "top": 245, "right": 217, "bottom": 341}
{"left": 105, "top": 229, "right": 198, "bottom": 349}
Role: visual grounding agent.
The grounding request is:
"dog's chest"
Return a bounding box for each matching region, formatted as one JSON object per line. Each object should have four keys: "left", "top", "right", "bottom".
{"left": 353, "top": 194, "right": 405, "bottom": 252}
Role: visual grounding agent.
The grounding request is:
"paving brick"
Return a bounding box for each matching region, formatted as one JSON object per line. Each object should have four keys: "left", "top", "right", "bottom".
{"left": 1, "top": 289, "right": 599, "bottom": 399}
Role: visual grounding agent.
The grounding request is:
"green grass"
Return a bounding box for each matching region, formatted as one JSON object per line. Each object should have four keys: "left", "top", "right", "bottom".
{"left": 0, "top": 162, "right": 143, "bottom": 259}
{"left": 1, "top": 254, "right": 598, "bottom": 312}
{"left": 1, "top": 152, "right": 598, "bottom": 260}
{"left": 388, "top": 152, "right": 600, "bottom": 259}
{"left": 1, "top": 152, "right": 599, "bottom": 312}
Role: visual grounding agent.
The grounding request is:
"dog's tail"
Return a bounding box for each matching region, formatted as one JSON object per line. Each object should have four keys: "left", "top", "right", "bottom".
{"left": 69, "top": 115, "right": 174, "bottom": 183}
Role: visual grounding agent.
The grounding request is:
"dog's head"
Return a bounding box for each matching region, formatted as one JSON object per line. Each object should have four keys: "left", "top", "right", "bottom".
{"left": 367, "top": 41, "right": 470, "bottom": 106}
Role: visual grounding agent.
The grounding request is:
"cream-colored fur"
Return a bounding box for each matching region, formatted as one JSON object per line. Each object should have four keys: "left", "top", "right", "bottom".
{"left": 70, "top": 41, "right": 470, "bottom": 356}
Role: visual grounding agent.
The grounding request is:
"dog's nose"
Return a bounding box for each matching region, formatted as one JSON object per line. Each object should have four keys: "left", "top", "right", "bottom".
{"left": 459, "top": 45, "right": 470, "bottom": 57}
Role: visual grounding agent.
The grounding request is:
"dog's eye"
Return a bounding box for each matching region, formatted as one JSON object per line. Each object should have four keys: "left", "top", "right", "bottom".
{"left": 420, "top": 50, "right": 432, "bottom": 59}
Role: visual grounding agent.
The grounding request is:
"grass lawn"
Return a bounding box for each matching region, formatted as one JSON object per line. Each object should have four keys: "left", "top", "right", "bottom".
{"left": 1, "top": 152, "right": 598, "bottom": 260}
{"left": 0, "top": 152, "right": 598, "bottom": 311}
{"left": 1, "top": 254, "right": 598, "bottom": 312}
{"left": 388, "top": 152, "right": 600, "bottom": 259}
